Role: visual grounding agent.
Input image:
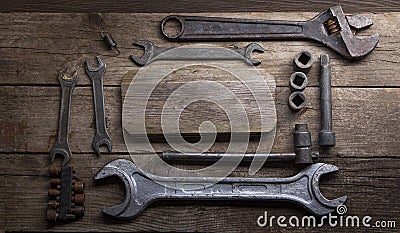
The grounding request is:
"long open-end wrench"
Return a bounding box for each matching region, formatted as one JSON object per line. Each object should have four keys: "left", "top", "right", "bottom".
{"left": 160, "top": 5, "right": 379, "bottom": 59}
{"left": 84, "top": 56, "right": 112, "bottom": 155}
{"left": 130, "top": 40, "right": 264, "bottom": 66}
{"left": 95, "top": 159, "right": 347, "bottom": 218}
{"left": 50, "top": 67, "right": 78, "bottom": 166}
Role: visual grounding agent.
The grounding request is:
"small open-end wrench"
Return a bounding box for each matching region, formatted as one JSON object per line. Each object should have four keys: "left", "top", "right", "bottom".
{"left": 50, "top": 67, "right": 78, "bottom": 166}
{"left": 95, "top": 159, "right": 347, "bottom": 218}
{"left": 161, "top": 5, "right": 379, "bottom": 59}
{"left": 130, "top": 40, "right": 264, "bottom": 66}
{"left": 84, "top": 56, "right": 112, "bottom": 155}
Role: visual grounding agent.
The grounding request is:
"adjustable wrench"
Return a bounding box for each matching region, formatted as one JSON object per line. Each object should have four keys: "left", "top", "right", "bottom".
{"left": 130, "top": 40, "right": 264, "bottom": 66}
{"left": 50, "top": 67, "right": 78, "bottom": 166}
{"left": 84, "top": 56, "right": 112, "bottom": 155}
{"left": 95, "top": 159, "right": 347, "bottom": 218}
{"left": 161, "top": 5, "right": 379, "bottom": 59}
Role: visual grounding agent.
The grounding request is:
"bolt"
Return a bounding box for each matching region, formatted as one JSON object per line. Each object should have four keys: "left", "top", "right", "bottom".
{"left": 73, "top": 193, "right": 85, "bottom": 205}
{"left": 73, "top": 181, "right": 85, "bottom": 193}
{"left": 294, "top": 50, "right": 314, "bottom": 73}
{"left": 48, "top": 189, "right": 60, "bottom": 196}
{"left": 48, "top": 200, "right": 60, "bottom": 209}
{"left": 50, "top": 178, "right": 61, "bottom": 185}
{"left": 46, "top": 208, "right": 58, "bottom": 222}
{"left": 319, "top": 54, "right": 336, "bottom": 147}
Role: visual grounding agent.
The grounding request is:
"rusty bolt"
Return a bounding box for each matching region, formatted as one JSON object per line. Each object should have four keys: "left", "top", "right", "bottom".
{"left": 48, "top": 200, "right": 60, "bottom": 209}
{"left": 50, "top": 178, "right": 61, "bottom": 185}
{"left": 46, "top": 208, "right": 58, "bottom": 222}
{"left": 73, "top": 181, "right": 85, "bottom": 193}
{"left": 49, "top": 165, "right": 61, "bottom": 176}
{"left": 73, "top": 193, "right": 85, "bottom": 205}
{"left": 72, "top": 206, "right": 85, "bottom": 217}
{"left": 48, "top": 189, "right": 60, "bottom": 196}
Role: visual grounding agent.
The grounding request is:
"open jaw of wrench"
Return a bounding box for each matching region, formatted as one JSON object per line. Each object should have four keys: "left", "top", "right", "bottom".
{"left": 130, "top": 40, "right": 264, "bottom": 66}
{"left": 50, "top": 67, "right": 78, "bottom": 166}
{"left": 95, "top": 159, "right": 347, "bottom": 218}
{"left": 160, "top": 5, "right": 379, "bottom": 59}
{"left": 84, "top": 56, "right": 112, "bottom": 155}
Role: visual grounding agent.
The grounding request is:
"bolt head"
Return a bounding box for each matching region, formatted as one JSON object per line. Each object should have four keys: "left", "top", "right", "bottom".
{"left": 319, "top": 131, "right": 336, "bottom": 147}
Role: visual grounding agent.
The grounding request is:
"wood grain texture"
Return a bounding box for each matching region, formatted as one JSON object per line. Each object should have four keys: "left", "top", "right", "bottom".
{"left": 1, "top": 154, "right": 399, "bottom": 232}
{"left": 0, "top": 10, "right": 400, "bottom": 232}
{"left": 0, "top": 12, "right": 398, "bottom": 87}
{"left": 1, "top": 86, "right": 400, "bottom": 156}
{"left": 1, "top": 0, "right": 399, "bottom": 13}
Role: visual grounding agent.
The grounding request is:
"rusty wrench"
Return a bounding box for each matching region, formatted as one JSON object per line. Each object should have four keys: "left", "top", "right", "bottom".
{"left": 130, "top": 40, "right": 264, "bottom": 66}
{"left": 50, "top": 67, "right": 78, "bottom": 165}
{"left": 84, "top": 56, "right": 112, "bottom": 155}
{"left": 161, "top": 5, "right": 379, "bottom": 59}
{"left": 95, "top": 159, "right": 347, "bottom": 218}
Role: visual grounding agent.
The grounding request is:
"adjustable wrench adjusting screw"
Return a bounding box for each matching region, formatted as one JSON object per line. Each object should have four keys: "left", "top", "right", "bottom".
{"left": 294, "top": 50, "right": 314, "bottom": 73}
{"left": 288, "top": 91, "right": 307, "bottom": 112}
{"left": 293, "top": 124, "right": 313, "bottom": 166}
{"left": 289, "top": 72, "right": 308, "bottom": 92}
{"left": 319, "top": 54, "right": 336, "bottom": 147}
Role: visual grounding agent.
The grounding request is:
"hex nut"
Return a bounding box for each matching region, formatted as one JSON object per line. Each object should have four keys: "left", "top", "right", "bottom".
{"left": 288, "top": 91, "right": 307, "bottom": 112}
{"left": 289, "top": 72, "right": 308, "bottom": 92}
{"left": 294, "top": 50, "right": 314, "bottom": 73}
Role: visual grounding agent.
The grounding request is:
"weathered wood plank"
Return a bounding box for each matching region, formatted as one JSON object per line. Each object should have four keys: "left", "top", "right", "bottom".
{"left": 1, "top": 86, "right": 399, "bottom": 157}
{"left": 1, "top": 154, "right": 399, "bottom": 232}
{"left": 0, "top": 87, "right": 400, "bottom": 156}
{"left": 0, "top": 12, "right": 398, "bottom": 87}
{"left": 1, "top": 0, "right": 399, "bottom": 13}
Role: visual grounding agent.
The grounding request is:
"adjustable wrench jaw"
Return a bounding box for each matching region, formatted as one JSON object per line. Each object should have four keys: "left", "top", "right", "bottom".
{"left": 307, "top": 5, "right": 379, "bottom": 59}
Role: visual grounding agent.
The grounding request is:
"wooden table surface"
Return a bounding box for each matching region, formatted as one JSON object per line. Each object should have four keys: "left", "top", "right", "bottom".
{"left": 1, "top": 1, "right": 399, "bottom": 232}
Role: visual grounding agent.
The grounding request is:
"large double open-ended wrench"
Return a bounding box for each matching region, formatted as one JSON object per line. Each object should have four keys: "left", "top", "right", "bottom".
{"left": 161, "top": 5, "right": 379, "bottom": 59}
{"left": 84, "top": 56, "right": 112, "bottom": 155}
{"left": 50, "top": 67, "right": 78, "bottom": 165}
{"left": 131, "top": 40, "right": 264, "bottom": 66}
{"left": 96, "top": 159, "right": 347, "bottom": 218}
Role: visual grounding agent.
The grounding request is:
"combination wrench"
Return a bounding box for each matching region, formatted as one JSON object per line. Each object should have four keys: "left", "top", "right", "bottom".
{"left": 161, "top": 5, "right": 379, "bottom": 59}
{"left": 130, "top": 40, "right": 264, "bottom": 66}
{"left": 95, "top": 159, "right": 347, "bottom": 218}
{"left": 84, "top": 56, "right": 112, "bottom": 155}
{"left": 50, "top": 67, "right": 78, "bottom": 165}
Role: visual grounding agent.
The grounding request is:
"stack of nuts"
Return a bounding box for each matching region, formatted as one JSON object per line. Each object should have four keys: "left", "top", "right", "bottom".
{"left": 47, "top": 165, "right": 85, "bottom": 223}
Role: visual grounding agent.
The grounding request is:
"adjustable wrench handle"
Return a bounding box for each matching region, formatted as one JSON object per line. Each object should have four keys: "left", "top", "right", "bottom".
{"left": 161, "top": 15, "right": 309, "bottom": 40}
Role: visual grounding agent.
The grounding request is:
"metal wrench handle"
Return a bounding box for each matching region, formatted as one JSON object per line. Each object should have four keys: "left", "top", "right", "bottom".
{"left": 85, "top": 56, "right": 112, "bottom": 155}
{"left": 50, "top": 68, "right": 78, "bottom": 165}
{"left": 161, "top": 5, "right": 380, "bottom": 59}
{"left": 92, "top": 76, "right": 107, "bottom": 136}
{"left": 131, "top": 40, "right": 264, "bottom": 66}
{"left": 95, "top": 160, "right": 347, "bottom": 218}
{"left": 161, "top": 15, "right": 308, "bottom": 40}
